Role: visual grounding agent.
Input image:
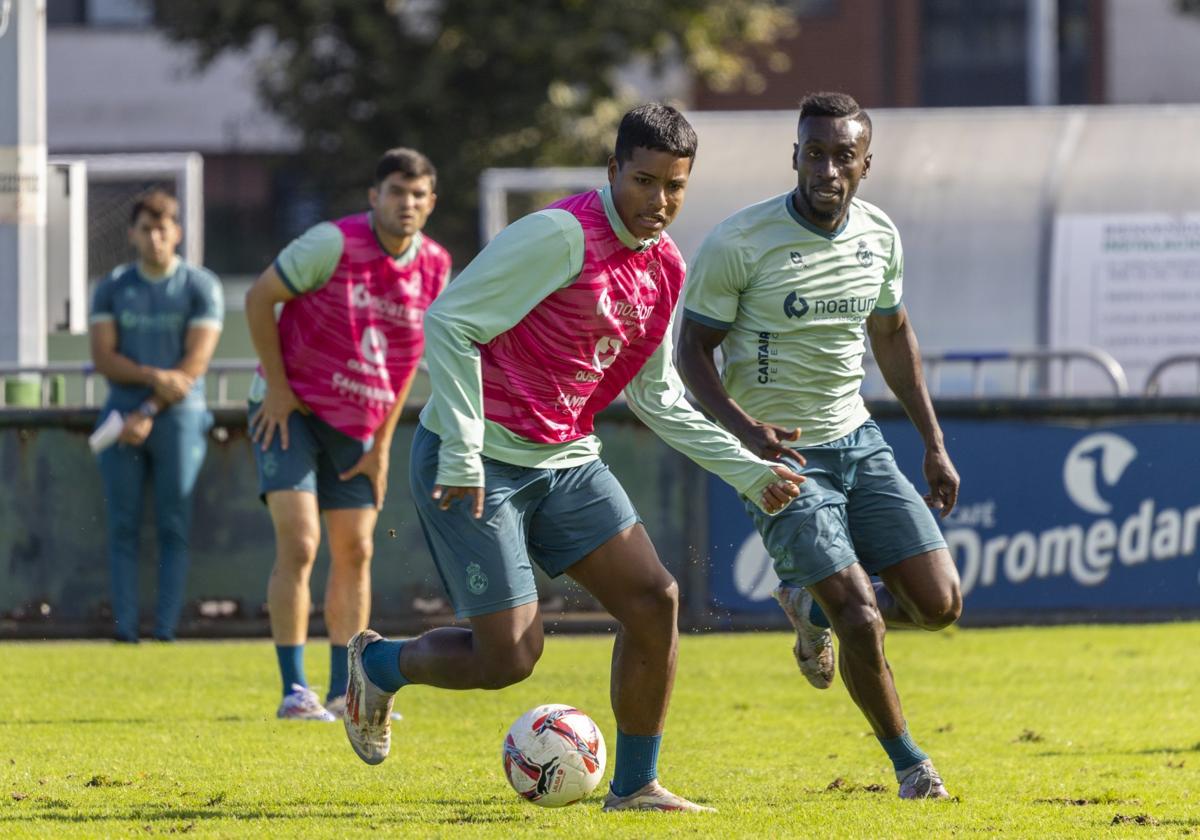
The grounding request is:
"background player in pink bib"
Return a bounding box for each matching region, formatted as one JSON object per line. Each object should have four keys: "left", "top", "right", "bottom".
{"left": 341, "top": 105, "right": 803, "bottom": 813}
{"left": 244, "top": 148, "right": 450, "bottom": 721}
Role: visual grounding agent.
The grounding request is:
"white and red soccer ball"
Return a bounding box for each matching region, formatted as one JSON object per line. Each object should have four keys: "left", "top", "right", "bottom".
{"left": 502, "top": 704, "right": 607, "bottom": 807}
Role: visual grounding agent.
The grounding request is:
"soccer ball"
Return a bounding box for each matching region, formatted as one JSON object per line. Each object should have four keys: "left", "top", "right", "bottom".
{"left": 502, "top": 704, "right": 607, "bottom": 807}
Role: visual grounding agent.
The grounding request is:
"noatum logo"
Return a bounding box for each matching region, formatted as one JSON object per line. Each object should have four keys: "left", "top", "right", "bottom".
{"left": 783, "top": 292, "right": 809, "bottom": 319}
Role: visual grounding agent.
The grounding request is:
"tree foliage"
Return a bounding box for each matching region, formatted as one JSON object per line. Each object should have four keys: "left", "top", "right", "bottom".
{"left": 151, "top": 0, "right": 796, "bottom": 260}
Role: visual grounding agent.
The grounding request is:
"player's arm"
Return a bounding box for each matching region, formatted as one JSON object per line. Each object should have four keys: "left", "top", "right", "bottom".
{"left": 625, "top": 322, "right": 802, "bottom": 515}
{"left": 677, "top": 318, "right": 800, "bottom": 460}
{"left": 245, "top": 223, "right": 343, "bottom": 450}
{"left": 866, "top": 306, "right": 958, "bottom": 516}
{"left": 244, "top": 264, "right": 305, "bottom": 450}
{"left": 423, "top": 211, "right": 582, "bottom": 518}
{"left": 154, "top": 273, "right": 225, "bottom": 407}
{"left": 88, "top": 278, "right": 172, "bottom": 399}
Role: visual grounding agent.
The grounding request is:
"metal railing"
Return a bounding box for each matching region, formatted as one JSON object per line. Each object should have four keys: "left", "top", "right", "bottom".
{"left": 0, "top": 360, "right": 260, "bottom": 409}
{"left": 1143, "top": 355, "right": 1200, "bottom": 396}
{"left": 866, "top": 347, "right": 1130, "bottom": 397}
{"left": 0, "top": 348, "right": 1140, "bottom": 409}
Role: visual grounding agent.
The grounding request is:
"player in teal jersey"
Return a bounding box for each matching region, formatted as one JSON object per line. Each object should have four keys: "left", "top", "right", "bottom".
{"left": 678, "top": 92, "right": 961, "bottom": 799}
{"left": 89, "top": 189, "right": 224, "bottom": 642}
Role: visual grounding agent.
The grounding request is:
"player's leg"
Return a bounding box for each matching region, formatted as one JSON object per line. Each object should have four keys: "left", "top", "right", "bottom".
{"left": 321, "top": 507, "right": 375, "bottom": 706}
{"left": 314, "top": 427, "right": 379, "bottom": 707}
{"left": 818, "top": 420, "right": 952, "bottom": 798}
{"left": 145, "top": 407, "right": 210, "bottom": 641}
{"left": 844, "top": 421, "right": 960, "bottom": 632}
{"left": 98, "top": 438, "right": 149, "bottom": 642}
{"left": 250, "top": 401, "right": 331, "bottom": 719}
{"left": 342, "top": 423, "right": 549, "bottom": 764}
{"left": 531, "top": 461, "right": 710, "bottom": 812}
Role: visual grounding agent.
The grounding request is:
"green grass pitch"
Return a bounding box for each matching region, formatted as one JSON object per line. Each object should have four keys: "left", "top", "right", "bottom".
{"left": 2, "top": 624, "right": 1199, "bottom": 838}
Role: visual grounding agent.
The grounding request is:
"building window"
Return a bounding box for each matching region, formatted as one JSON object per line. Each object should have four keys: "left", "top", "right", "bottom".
{"left": 920, "top": 0, "right": 1093, "bottom": 106}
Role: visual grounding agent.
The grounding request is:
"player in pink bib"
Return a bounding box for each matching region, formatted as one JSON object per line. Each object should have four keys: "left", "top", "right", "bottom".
{"left": 244, "top": 148, "right": 450, "bottom": 722}
{"left": 341, "top": 106, "right": 803, "bottom": 813}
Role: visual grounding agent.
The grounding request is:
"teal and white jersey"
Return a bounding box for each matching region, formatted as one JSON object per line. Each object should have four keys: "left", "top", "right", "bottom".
{"left": 683, "top": 193, "right": 903, "bottom": 446}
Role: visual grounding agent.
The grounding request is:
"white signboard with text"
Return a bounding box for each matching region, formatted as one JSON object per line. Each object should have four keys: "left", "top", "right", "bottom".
{"left": 1050, "top": 214, "right": 1200, "bottom": 393}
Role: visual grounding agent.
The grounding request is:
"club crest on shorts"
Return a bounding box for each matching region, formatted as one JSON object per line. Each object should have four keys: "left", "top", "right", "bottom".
{"left": 856, "top": 239, "right": 873, "bottom": 267}
{"left": 466, "top": 562, "right": 489, "bottom": 595}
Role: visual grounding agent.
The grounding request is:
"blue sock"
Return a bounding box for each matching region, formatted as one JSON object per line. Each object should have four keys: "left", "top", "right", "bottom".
{"left": 610, "top": 730, "right": 662, "bottom": 797}
{"left": 808, "top": 597, "right": 831, "bottom": 629}
{"left": 328, "top": 644, "right": 349, "bottom": 701}
{"left": 879, "top": 729, "right": 928, "bottom": 773}
{"left": 275, "top": 645, "right": 306, "bottom": 697}
{"left": 362, "top": 639, "right": 410, "bottom": 693}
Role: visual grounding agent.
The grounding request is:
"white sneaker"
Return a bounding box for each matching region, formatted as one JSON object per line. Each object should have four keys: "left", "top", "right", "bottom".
{"left": 344, "top": 629, "right": 397, "bottom": 766}
{"left": 276, "top": 684, "right": 337, "bottom": 722}
{"left": 325, "top": 693, "right": 402, "bottom": 722}
{"left": 602, "top": 780, "right": 716, "bottom": 813}
{"left": 773, "top": 584, "right": 835, "bottom": 689}
{"left": 897, "top": 760, "right": 950, "bottom": 800}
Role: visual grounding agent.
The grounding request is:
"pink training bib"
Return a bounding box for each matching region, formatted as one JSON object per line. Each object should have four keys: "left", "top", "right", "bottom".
{"left": 277, "top": 213, "right": 450, "bottom": 440}
{"left": 480, "top": 190, "right": 685, "bottom": 443}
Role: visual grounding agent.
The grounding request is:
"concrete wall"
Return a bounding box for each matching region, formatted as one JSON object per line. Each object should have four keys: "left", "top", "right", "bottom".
{"left": 1106, "top": 0, "right": 1200, "bottom": 104}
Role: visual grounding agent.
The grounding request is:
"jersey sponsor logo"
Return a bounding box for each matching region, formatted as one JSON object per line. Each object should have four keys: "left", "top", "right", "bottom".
{"left": 856, "top": 239, "right": 874, "bottom": 267}
{"left": 118, "top": 310, "right": 186, "bottom": 331}
{"left": 756, "top": 331, "right": 776, "bottom": 383}
{"left": 331, "top": 372, "right": 393, "bottom": 403}
{"left": 783, "top": 292, "right": 809, "bottom": 319}
{"left": 592, "top": 336, "right": 622, "bottom": 371}
{"left": 597, "top": 288, "right": 652, "bottom": 324}
{"left": 789, "top": 251, "right": 805, "bottom": 267}
{"left": 351, "top": 282, "right": 422, "bottom": 325}
{"left": 360, "top": 326, "right": 388, "bottom": 365}
{"left": 785, "top": 292, "right": 877, "bottom": 322}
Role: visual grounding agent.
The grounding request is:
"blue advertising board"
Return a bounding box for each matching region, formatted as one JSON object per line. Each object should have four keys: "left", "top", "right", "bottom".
{"left": 707, "top": 418, "right": 1200, "bottom": 619}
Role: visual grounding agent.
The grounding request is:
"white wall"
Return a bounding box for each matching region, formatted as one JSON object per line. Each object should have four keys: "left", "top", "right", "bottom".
{"left": 46, "top": 29, "right": 297, "bottom": 152}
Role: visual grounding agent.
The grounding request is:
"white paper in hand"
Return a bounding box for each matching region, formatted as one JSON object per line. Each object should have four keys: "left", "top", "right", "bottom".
{"left": 88, "top": 410, "right": 125, "bottom": 454}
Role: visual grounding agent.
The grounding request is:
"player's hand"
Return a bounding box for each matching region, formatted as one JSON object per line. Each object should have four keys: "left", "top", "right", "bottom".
{"left": 149, "top": 368, "right": 194, "bottom": 403}
{"left": 118, "top": 412, "right": 153, "bottom": 446}
{"left": 738, "top": 420, "right": 805, "bottom": 464}
{"left": 432, "top": 484, "right": 485, "bottom": 519}
{"left": 760, "top": 463, "right": 805, "bottom": 513}
{"left": 340, "top": 446, "right": 389, "bottom": 510}
{"left": 250, "top": 385, "right": 309, "bottom": 451}
{"left": 923, "top": 445, "right": 959, "bottom": 518}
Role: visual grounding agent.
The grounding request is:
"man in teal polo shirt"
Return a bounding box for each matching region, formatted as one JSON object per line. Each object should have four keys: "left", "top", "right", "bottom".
{"left": 90, "top": 188, "right": 223, "bottom": 642}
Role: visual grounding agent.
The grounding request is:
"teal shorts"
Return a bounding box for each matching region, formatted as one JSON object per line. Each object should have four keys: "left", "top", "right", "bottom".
{"left": 410, "top": 424, "right": 640, "bottom": 619}
{"left": 745, "top": 419, "right": 947, "bottom": 588}
{"left": 248, "top": 401, "right": 376, "bottom": 510}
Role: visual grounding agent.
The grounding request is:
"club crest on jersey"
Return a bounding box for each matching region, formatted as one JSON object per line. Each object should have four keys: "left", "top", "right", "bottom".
{"left": 856, "top": 240, "right": 873, "bottom": 268}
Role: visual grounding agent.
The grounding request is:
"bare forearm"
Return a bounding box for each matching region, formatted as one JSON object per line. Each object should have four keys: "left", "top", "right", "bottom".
{"left": 677, "top": 343, "right": 756, "bottom": 438}
{"left": 93, "top": 350, "right": 157, "bottom": 388}
{"left": 873, "top": 329, "right": 944, "bottom": 449}
{"left": 375, "top": 368, "right": 417, "bottom": 446}
{"left": 245, "top": 296, "right": 291, "bottom": 391}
